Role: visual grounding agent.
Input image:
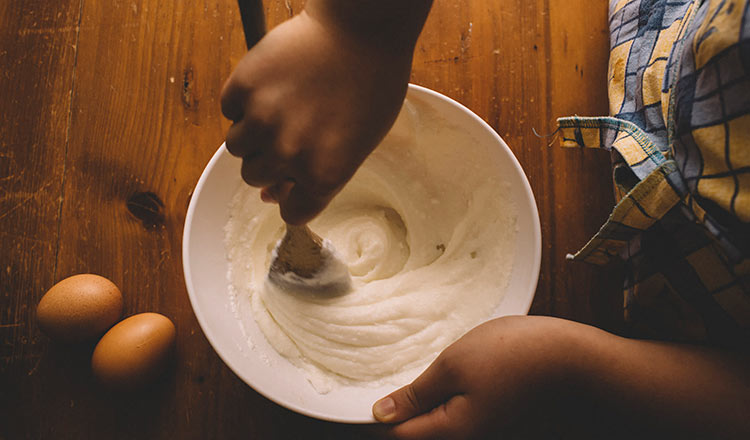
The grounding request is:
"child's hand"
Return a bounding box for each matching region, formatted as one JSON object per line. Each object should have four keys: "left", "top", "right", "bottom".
{"left": 373, "top": 315, "right": 750, "bottom": 439}
{"left": 220, "top": 6, "right": 420, "bottom": 225}
{"left": 372, "top": 316, "right": 577, "bottom": 439}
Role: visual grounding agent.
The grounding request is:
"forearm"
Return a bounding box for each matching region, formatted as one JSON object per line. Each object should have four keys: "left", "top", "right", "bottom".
{"left": 565, "top": 322, "right": 750, "bottom": 437}
{"left": 305, "top": 0, "right": 433, "bottom": 54}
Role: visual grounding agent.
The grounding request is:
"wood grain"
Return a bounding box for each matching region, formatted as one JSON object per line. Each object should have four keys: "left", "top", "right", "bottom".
{"left": 407, "top": 0, "right": 619, "bottom": 325}
{"left": 1, "top": 0, "right": 616, "bottom": 438}
{"left": 0, "top": 0, "right": 83, "bottom": 436}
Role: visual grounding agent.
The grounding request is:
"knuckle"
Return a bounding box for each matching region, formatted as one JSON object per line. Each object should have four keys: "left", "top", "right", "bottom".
{"left": 274, "top": 139, "right": 298, "bottom": 162}
{"left": 403, "top": 385, "right": 424, "bottom": 413}
{"left": 431, "top": 405, "right": 457, "bottom": 438}
{"left": 220, "top": 81, "right": 250, "bottom": 121}
{"left": 225, "top": 139, "right": 241, "bottom": 156}
{"left": 225, "top": 136, "right": 247, "bottom": 158}
{"left": 219, "top": 95, "right": 235, "bottom": 120}
{"left": 433, "top": 352, "right": 464, "bottom": 386}
{"left": 219, "top": 83, "right": 233, "bottom": 109}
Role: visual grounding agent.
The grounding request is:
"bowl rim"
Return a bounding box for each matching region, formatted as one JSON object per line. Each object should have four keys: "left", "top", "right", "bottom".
{"left": 182, "top": 83, "right": 542, "bottom": 423}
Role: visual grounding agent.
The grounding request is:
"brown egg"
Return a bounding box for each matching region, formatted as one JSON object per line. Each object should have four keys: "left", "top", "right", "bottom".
{"left": 91, "top": 312, "right": 176, "bottom": 389}
{"left": 36, "top": 274, "right": 123, "bottom": 343}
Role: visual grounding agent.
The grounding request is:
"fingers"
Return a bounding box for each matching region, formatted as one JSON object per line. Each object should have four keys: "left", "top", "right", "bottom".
{"left": 373, "top": 356, "right": 463, "bottom": 424}
{"left": 225, "top": 114, "right": 290, "bottom": 190}
{"left": 227, "top": 119, "right": 344, "bottom": 223}
{"left": 389, "top": 396, "right": 473, "bottom": 440}
{"left": 260, "top": 180, "right": 337, "bottom": 225}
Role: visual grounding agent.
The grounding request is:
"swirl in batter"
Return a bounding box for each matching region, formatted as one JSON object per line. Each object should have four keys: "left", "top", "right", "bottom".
{"left": 225, "top": 96, "right": 517, "bottom": 391}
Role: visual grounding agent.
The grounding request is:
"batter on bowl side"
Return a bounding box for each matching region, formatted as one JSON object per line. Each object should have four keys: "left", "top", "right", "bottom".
{"left": 225, "top": 96, "right": 517, "bottom": 393}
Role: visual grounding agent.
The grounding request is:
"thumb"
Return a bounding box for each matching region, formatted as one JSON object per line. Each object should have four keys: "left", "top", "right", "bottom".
{"left": 372, "top": 357, "right": 460, "bottom": 424}
{"left": 277, "top": 181, "right": 334, "bottom": 225}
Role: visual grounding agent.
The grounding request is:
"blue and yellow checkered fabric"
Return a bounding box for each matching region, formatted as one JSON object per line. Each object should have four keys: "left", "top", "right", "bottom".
{"left": 558, "top": 0, "right": 750, "bottom": 348}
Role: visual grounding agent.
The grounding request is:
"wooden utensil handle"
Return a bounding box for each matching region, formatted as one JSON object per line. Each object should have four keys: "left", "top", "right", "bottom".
{"left": 272, "top": 225, "right": 325, "bottom": 278}
{"left": 237, "top": 0, "right": 266, "bottom": 49}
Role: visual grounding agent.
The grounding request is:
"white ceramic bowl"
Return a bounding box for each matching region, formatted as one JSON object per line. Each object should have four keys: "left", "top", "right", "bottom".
{"left": 183, "top": 84, "right": 541, "bottom": 423}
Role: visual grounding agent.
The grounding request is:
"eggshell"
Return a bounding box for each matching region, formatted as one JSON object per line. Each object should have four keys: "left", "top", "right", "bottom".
{"left": 36, "top": 274, "right": 123, "bottom": 343}
{"left": 91, "top": 312, "right": 176, "bottom": 389}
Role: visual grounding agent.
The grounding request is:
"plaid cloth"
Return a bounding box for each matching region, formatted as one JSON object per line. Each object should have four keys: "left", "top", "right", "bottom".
{"left": 558, "top": 0, "right": 750, "bottom": 349}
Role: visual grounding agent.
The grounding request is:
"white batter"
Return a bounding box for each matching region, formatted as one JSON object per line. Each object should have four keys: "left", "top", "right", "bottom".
{"left": 225, "top": 95, "right": 517, "bottom": 392}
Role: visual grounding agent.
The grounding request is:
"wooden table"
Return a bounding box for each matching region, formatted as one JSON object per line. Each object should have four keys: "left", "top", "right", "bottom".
{"left": 1, "top": 1, "right": 616, "bottom": 438}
